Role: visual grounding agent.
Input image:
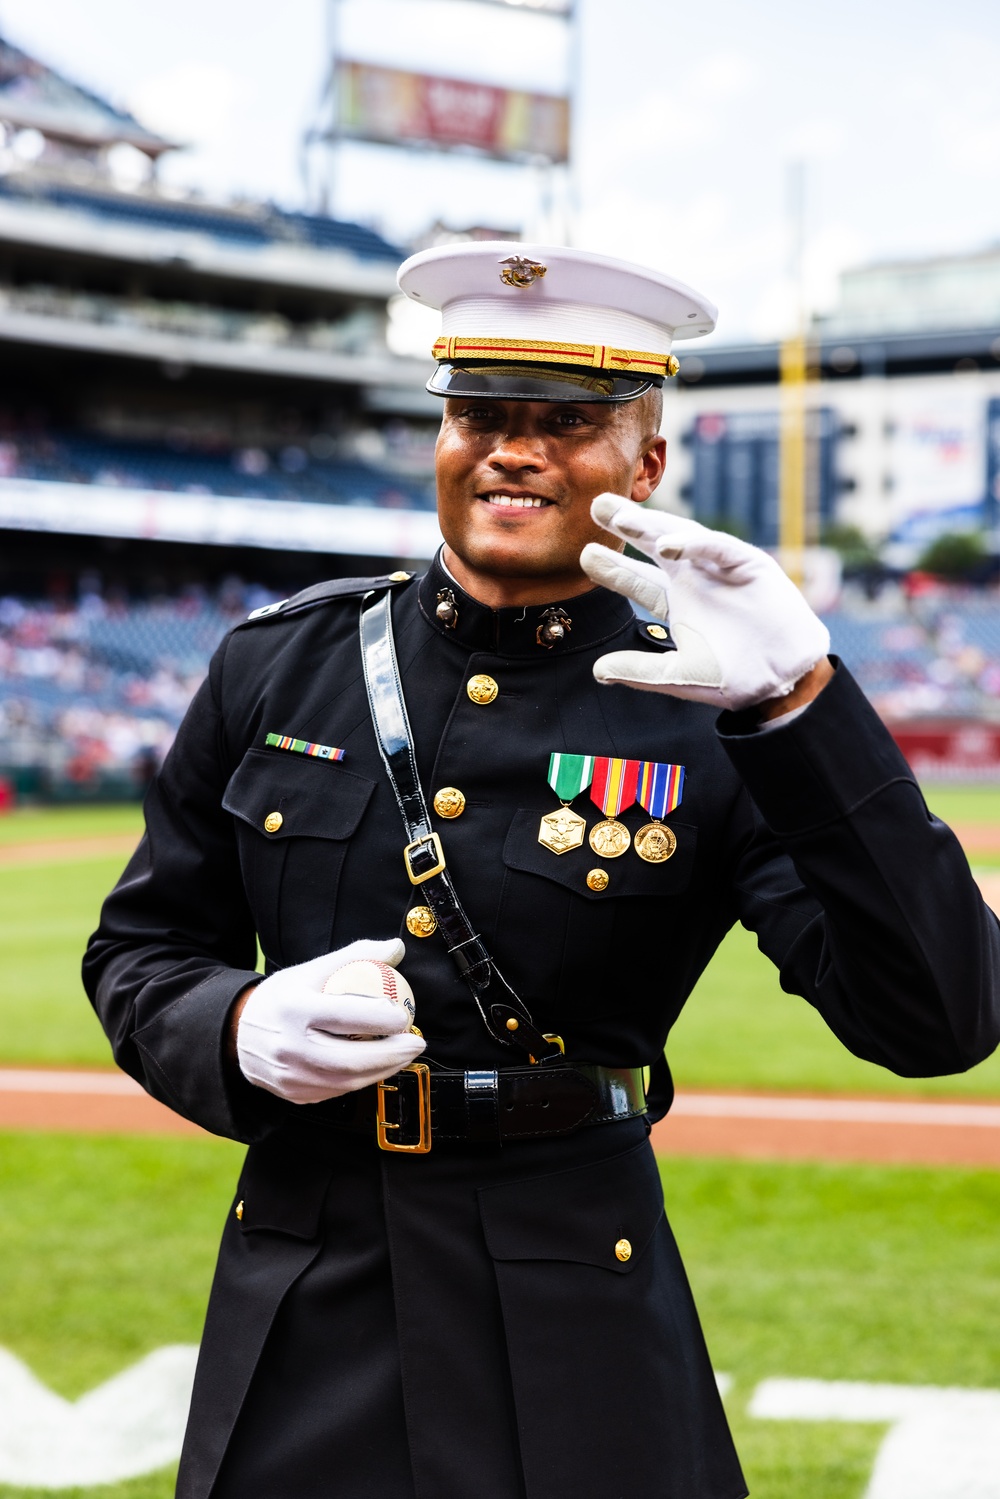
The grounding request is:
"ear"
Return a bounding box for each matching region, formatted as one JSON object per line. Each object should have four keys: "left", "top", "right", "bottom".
{"left": 630, "top": 435, "right": 667, "bottom": 504}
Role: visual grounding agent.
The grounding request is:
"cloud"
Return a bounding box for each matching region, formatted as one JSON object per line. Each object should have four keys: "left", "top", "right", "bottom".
{"left": 127, "top": 62, "right": 242, "bottom": 147}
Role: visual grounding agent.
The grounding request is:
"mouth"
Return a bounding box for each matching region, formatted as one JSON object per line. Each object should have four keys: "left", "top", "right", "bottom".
{"left": 478, "top": 492, "right": 556, "bottom": 510}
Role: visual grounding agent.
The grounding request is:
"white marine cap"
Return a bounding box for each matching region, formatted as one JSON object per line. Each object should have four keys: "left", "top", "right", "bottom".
{"left": 397, "top": 240, "right": 717, "bottom": 403}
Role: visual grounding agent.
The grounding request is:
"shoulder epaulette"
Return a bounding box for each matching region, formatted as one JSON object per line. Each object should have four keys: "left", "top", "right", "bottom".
{"left": 238, "top": 570, "right": 415, "bottom": 627}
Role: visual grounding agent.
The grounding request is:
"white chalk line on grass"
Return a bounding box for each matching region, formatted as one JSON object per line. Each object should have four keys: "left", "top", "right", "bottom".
{"left": 0, "top": 1345, "right": 198, "bottom": 1487}
{"left": 1, "top": 1352, "right": 997, "bottom": 1495}
{"left": 751, "top": 1377, "right": 1000, "bottom": 1499}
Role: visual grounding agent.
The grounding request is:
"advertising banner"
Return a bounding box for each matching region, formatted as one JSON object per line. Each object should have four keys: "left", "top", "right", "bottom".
{"left": 887, "top": 386, "right": 986, "bottom": 544}
{"left": 336, "top": 61, "right": 570, "bottom": 163}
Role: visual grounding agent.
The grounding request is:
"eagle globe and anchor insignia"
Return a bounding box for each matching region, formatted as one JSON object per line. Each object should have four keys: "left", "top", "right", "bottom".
{"left": 499, "top": 255, "right": 548, "bottom": 288}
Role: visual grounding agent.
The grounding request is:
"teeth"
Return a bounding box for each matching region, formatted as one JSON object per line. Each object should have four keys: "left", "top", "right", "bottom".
{"left": 485, "top": 494, "right": 547, "bottom": 508}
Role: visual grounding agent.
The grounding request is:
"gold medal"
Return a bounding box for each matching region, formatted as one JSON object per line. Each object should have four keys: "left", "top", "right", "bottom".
{"left": 634, "top": 820, "right": 677, "bottom": 863}
{"left": 538, "top": 805, "right": 587, "bottom": 855}
{"left": 588, "top": 817, "right": 631, "bottom": 858}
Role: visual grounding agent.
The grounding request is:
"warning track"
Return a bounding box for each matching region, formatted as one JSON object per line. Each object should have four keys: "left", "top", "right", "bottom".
{"left": 2, "top": 1069, "right": 1000, "bottom": 1166}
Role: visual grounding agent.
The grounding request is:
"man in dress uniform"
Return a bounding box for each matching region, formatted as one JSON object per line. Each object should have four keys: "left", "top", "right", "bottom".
{"left": 84, "top": 242, "right": 1000, "bottom": 1499}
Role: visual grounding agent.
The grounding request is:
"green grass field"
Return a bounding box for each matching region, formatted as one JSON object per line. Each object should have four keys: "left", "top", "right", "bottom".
{"left": 1, "top": 1133, "right": 998, "bottom": 1499}
{"left": 0, "top": 797, "right": 999, "bottom": 1495}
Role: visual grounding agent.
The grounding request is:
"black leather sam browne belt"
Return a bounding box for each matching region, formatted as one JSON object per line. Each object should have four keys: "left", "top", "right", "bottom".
{"left": 358, "top": 586, "right": 648, "bottom": 1153}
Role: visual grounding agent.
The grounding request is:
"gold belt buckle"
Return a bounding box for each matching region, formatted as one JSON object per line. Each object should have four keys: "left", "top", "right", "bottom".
{"left": 403, "top": 831, "right": 446, "bottom": 885}
{"left": 377, "top": 1062, "right": 432, "bottom": 1153}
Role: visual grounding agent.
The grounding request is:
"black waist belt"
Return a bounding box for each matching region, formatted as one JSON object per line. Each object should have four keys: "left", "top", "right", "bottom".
{"left": 306, "top": 1063, "right": 647, "bottom": 1150}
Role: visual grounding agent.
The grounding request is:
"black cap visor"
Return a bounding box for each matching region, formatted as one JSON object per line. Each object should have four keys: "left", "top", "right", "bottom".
{"left": 427, "top": 360, "right": 659, "bottom": 403}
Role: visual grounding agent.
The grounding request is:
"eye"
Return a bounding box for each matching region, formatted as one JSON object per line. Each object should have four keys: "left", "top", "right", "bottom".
{"left": 458, "top": 403, "right": 498, "bottom": 423}
{"left": 550, "top": 409, "right": 589, "bottom": 429}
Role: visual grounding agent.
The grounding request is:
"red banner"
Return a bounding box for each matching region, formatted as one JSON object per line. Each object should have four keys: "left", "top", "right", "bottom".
{"left": 336, "top": 61, "right": 569, "bottom": 164}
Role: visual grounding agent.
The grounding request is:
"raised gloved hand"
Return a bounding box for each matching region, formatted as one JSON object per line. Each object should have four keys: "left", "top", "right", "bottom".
{"left": 236, "top": 938, "right": 425, "bottom": 1105}
{"left": 581, "top": 494, "right": 830, "bottom": 712}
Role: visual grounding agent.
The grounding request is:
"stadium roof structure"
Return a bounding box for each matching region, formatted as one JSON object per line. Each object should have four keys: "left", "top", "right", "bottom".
{"left": 0, "top": 33, "right": 175, "bottom": 158}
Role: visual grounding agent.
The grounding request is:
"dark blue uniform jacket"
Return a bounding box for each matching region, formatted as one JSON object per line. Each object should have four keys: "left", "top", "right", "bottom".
{"left": 83, "top": 557, "right": 1000, "bottom": 1499}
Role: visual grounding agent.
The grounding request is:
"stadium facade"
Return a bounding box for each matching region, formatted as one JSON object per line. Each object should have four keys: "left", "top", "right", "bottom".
{"left": 660, "top": 249, "right": 1000, "bottom": 561}
{"left": 0, "top": 32, "right": 441, "bottom": 599}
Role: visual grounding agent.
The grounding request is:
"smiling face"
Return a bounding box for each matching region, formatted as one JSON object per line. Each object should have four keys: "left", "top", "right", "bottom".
{"left": 435, "top": 392, "right": 666, "bottom": 608}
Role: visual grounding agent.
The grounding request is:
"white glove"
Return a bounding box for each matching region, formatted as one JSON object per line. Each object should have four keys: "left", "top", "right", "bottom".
{"left": 236, "top": 939, "right": 425, "bottom": 1105}
{"left": 581, "top": 494, "right": 830, "bottom": 712}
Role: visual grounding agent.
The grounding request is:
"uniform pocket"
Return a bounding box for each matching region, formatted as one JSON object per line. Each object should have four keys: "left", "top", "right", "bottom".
{"left": 236, "top": 1138, "right": 334, "bottom": 1240}
{"left": 223, "top": 748, "right": 375, "bottom": 966}
{"left": 496, "top": 810, "right": 697, "bottom": 1021}
{"left": 479, "top": 1136, "right": 664, "bottom": 1273}
{"left": 477, "top": 1138, "right": 736, "bottom": 1497}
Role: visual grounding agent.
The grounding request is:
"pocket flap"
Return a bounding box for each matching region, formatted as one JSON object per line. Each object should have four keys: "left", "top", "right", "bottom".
{"left": 237, "top": 1139, "right": 333, "bottom": 1239}
{"left": 504, "top": 809, "right": 696, "bottom": 899}
{"left": 479, "top": 1139, "right": 663, "bottom": 1274}
{"left": 223, "top": 746, "right": 374, "bottom": 841}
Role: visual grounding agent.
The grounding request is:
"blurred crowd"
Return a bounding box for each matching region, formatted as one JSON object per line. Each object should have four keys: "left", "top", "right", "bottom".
{"left": 0, "top": 578, "right": 277, "bottom": 798}
{"left": 4, "top": 574, "right": 1000, "bottom": 800}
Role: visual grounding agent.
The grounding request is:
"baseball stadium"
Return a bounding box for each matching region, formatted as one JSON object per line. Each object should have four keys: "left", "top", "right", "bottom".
{"left": 2, "top": 4, "right": 1000, "bottom": 1498}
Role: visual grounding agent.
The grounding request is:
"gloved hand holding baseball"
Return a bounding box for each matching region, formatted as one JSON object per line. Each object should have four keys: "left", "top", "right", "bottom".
{"left": 580, "top": 494, "right": 831, "bottom": 712}
{"left": 236, "top": 938, "right": 425, "bottom": 1104}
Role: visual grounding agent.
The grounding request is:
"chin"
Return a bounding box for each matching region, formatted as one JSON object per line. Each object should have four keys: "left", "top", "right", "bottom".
{"left": 456, "top": 537, "right": 574, "bottom": 580}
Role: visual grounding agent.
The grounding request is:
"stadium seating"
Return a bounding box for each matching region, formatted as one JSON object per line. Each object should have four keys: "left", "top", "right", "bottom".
{"left": 1, "top": 432, "right": 437, "bottom": 511}
{"left": 3, "top": 586, "right": 1000, "bottom": 795}
{"left": 0, "top": 179, "right": 404, "bottom": 262}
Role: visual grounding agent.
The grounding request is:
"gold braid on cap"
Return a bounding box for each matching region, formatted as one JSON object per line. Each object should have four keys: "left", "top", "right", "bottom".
{"left": 432, "top": 336, "right": 680, "bottom": 378}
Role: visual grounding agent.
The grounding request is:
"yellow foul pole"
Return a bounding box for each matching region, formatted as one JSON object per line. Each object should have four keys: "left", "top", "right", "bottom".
{"left": 779, "top": 160, "right": 808, "bottom": 589}
{"left": 779, "top": 331, "right": 807, "bottom": 587}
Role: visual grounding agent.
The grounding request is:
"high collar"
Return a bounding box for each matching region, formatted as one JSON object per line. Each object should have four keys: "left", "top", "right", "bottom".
{"left": 417, "top": 549, "right": 634, "bottom": 658}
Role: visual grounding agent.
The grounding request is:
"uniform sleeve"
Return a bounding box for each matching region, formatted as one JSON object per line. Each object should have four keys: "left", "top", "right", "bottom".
{"left": 82, "top": 634, "right": 266, "bottom": 1140}
{"left": 717, "top": 662, "right": 1000, "bottom": 1077}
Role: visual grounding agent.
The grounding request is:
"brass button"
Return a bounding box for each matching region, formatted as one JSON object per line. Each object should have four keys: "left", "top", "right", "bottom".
{"left": 467, "top": 674, "right": 498, "bottom": 705}
{"left": 406, "top": 905, "right": 437, "bottom": 938}
{"left": 615, "top": 1238, "right": 632, "bottom": 1262}
{"left": 433, "top": 786, "right": 466, "bottom": 819}
{"left": 587, "top": 868, "right": 610, "bottom": 892}
{"left": 646, "top": 624, "right": 668, "bottom": 640}
{"left": 235, "top": 1199, "right": 244, "bottom": 1221}
{"left": 506, "top": 1017, "right": 519, "bottom": 1032}
{"left": 388, "top": 570, "right": 412, "bottom": 582}
{"left": 263, "top": 811, "right": 283, "bottom": 834}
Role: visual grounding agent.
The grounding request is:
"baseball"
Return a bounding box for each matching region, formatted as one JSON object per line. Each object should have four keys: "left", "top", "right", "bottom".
{"left": 323, "top": 959, "right": 417, "bottom": 1039}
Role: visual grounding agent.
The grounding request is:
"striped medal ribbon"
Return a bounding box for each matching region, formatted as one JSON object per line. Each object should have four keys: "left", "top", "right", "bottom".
{"left": 538, "top": 752, "right": 595, "bottom": 855}
{"left": 266, "top": 732, "right": 345, "bottom": 761}
{"left": 588, "top": 757, "right": 640, "bottom": 858}
{"left": 634, "top": 762, "right": 685, "bottom": 863}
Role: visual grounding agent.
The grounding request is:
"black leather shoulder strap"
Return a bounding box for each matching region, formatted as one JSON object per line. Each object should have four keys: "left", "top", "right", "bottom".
{"left": 359, "top": 587, "right": 564, "bottom": 1064}
{"left": 237, "top": 570, "right": 414, "bottom": 629}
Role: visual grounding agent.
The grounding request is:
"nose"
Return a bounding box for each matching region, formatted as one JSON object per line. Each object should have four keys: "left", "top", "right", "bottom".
{"left": 487, "top": 428, "right": 546, "bottom": 475}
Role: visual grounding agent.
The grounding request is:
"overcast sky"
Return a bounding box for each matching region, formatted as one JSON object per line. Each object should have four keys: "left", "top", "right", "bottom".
{"left": 1, "top": 0, "right": 999, "bottom": 345}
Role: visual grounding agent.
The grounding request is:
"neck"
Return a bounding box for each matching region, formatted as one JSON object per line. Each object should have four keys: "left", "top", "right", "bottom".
{"left": 441, "top": 545, "right": 599, "bottom": 609}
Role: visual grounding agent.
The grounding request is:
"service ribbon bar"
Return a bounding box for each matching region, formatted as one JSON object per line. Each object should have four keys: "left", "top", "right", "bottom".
{"left": 266, "top": 732, "right": 345, "bottom": 762}
{"left": 547, "top": 752, "right": 595, "bottom": 802}
{"left": 590, "top": 757, "right": 641, "bottom": 816}
{"left": 637, "top": 761, "right": 685, "bottom": 819}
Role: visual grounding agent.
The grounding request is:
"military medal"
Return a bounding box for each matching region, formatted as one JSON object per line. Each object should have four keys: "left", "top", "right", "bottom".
{"left": 634, "top": 761, "right": 685, "bottom": 863}
{"left": 538, "top": 752, "right": 594, "bottom": 854}
{"left": 589, "top": 758, "right": 640, "bottom": 858}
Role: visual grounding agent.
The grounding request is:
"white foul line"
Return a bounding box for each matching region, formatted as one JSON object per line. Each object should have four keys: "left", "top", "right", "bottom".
{"left": 669, "top": 1093, "right": 1000, "bottom": 1129}
{"left": 0, "top": 1069, "right": 143, "bottom": 1096}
